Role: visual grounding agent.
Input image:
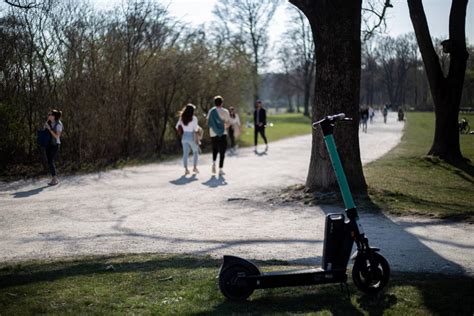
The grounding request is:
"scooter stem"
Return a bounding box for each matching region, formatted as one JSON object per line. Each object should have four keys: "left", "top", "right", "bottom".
{"left": 316, "top": 114, "right": 366, "bottom": 237}
{"left": 323, "top": 134, "right": 356, "bottom": 210}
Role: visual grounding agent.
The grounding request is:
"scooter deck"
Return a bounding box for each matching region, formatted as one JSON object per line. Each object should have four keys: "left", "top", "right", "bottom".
{"left": 245, "top": 267, "right": 347, "bottom": 289}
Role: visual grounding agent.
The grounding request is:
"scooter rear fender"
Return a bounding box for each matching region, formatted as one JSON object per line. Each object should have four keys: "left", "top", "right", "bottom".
{"left": 220, "top": 255, "right": 261, "bottom": 275}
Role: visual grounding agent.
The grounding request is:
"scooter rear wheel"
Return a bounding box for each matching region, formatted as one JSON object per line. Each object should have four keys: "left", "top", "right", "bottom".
{"left": 352, "top": 252, "right": 390, "bottom": 294}
{"left": 218, "top": 264, "right": 255, "bottom": 301}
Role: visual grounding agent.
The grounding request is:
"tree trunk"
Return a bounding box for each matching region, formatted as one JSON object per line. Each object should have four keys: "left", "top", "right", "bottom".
{"left": 303, "top": 78, "right": 311, "bottom": 117}
{"left": 290, "top": 0, "right": 367, "bottom": 194}
{"left": 408, "top": 0, "right": 469, "bottom": 163}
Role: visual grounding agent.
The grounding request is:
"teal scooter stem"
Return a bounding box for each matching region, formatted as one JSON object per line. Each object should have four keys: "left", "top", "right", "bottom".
{"left": 313, "top": 113, "right": 365, "bottom": 236}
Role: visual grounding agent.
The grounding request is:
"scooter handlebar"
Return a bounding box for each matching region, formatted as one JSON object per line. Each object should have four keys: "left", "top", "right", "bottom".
{"left": 312, "top": 113, "right": 352, "bottom": 129}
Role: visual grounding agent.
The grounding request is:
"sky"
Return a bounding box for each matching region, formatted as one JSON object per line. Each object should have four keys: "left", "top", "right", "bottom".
{"left": 93, "top": 0, "right": 474, "bottom": 71}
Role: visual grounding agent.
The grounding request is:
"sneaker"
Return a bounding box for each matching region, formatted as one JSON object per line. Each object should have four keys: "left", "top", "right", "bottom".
{"left": 184, "top": 168, "right": 190, "bottom": 175}
{"left": 219, "top": 169, "right": 225, "bottom": 176}
{"left": 193, "top": 167, "right": 199, "bottom": 174}
{"left": 212, "top": 163, "right": 216, "bottom": 174}
{"left": 265, "top": 144, "right": 269, "bottom": 151}
{"left": 48, "top": 177, "right": 59, "bottom": 186}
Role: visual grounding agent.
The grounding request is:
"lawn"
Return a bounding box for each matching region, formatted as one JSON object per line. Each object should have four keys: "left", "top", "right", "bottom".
{"left": 1, "top": 254, "right": 472, "bottom": 315}
{"left": 364, "top": 112, "right": 474, "bottom": 221}
{"left": 238, "top": 113, "right": 312, "bottom": 147}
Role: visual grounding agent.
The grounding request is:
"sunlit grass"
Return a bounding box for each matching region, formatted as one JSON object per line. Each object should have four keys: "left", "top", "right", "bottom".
{"left": 238, "top": 113, "right": 312, "bottom": 147}
{"left": 365, "top": 112, "right": 474, "bottom": 221}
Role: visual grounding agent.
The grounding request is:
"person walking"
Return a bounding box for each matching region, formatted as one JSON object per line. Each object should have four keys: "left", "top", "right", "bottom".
{"left": 383, "top": 105, "right": 388, "bottom": 124}
{"left": 207, "top": 96, "right": 230, "bottom": 175}
{"left": 369, "top": 106, "right": 375, "bottom": 123}
{"left": 228, "top": 106, "right": 241, "bottom": 153}
{"left": 254, "top": 100, "right": 268, "bottom": 152}
{"left": 43, "top": 109, "right": 63, "bottom": 186}
{"left": 360, "top": 107, "right": 369, "bottom": 133}
{"left": 176, "top": 104, "right": 200, "bottom": 175}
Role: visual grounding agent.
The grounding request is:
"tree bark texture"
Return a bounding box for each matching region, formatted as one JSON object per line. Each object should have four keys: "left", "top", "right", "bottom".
{"left": 408, "top": 0, "right": 469, "bottom": 163}
{"left": 290, "top": 0, "right": 367, "bottom": 194}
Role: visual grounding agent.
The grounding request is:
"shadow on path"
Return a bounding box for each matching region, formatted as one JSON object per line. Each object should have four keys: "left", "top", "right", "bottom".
{"left": 254, "top": 149, "right": 268, "bottom": 156}
{"left": 202, "top": 175, "right": 227, "bottom": 188}
{"left": 169, "top": 174, "right": 198, "bottom": 186}
{"left": 11, "top": 185, "right": 49, "bottom": 198}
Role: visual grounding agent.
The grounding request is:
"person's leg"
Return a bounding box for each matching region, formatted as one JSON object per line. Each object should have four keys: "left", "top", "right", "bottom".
{"left": 182, "top": 140, "right": 190, "bottom": 172}
{"left": 218, "top": 135, "right": 227, "bottom": 169}
{"left": 190, "top": 140, "right": 199, "bottom": 172}
{"left": 211, "top": 136, "right": 218, "bottom": 173}
{"left": 259, "top": 127, "right": 268, "bottom": 145}
{"left": 46, "top": 145, "right": 59, "bottom": 184}
{"left": 229, "top": 126, "right": 235, "bottom": 148}
{"left": 254, "top": 126, "right": 258, "bottom": 147}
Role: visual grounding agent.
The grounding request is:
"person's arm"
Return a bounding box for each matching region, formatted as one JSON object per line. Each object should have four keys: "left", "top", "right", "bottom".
{"left": 236, "top": 114, "right": 241, "bottom": 127}
{"left": 262, "top": 109, "right": 267, "bottom": 126}
{"left": 224, "top": 110, "right": 231, "bottom": 129}
{"left": 193, "top": 116, "right": 199, "bottom": 132}
{"left": 45, "top": 123, "right": 62, "bottom": 139}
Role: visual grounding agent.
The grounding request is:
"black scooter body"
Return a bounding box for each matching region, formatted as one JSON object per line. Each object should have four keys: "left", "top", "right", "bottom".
{"left": 219, "top": 213, "right": 352, "bottom": 291}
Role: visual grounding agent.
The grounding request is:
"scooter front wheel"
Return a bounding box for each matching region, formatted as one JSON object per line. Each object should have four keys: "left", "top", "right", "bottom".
{"left": 352, "top": 252, "right": 390, "bottom": 294}
{"left": 218, "top": 264, "right": 256, "bottom": 301}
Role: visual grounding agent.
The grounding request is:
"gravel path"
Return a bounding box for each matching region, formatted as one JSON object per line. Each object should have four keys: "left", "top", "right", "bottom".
{"left": 1, "top": 113, "right": 473, "bottom": 275}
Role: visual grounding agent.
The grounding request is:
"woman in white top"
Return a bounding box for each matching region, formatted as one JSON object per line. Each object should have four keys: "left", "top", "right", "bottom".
{"left": 228, "top": 106, "right": 241, "bottom": 151}
{"left": 44, "top": 109, "right": 63, "bottom": 185}
{"left": 176, "top": 104, "right": 199, "bottom": 175}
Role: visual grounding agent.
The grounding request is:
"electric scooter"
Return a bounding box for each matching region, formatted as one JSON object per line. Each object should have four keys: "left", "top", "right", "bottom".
{"left": 218, "top": 113, "right": 390, "bottom": 300}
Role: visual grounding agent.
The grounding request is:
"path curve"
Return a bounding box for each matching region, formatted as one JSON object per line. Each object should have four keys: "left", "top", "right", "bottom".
{"left": 1, "top": 113, "right": 473, "bottom": 275}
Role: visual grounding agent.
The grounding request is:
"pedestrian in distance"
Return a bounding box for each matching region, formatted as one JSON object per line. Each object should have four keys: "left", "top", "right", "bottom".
{"left": 398, "top": 108, "right": 404, "bottom": 121}
{"left": 176, "top": 104, "right": 201, "bottom": 175}
{"left": 360, "top": 107, "right": 369, "bottom": 133}
{"left": 369, "top": 106, "right": 375, "bottom": 123}
{"left": 207, "top": 96, "right": 231, "bottom": 176}
{"left": 383, "top": 105, "right": 388, "bottom": 124}
{"left": 228, "top": 106, "right": 241, "bottom": 153}
{"left": 254, "top": 100, "right": 268, "bottom": 152}
{"left": 43, "top": 109, "right": 63, "bottom": 186}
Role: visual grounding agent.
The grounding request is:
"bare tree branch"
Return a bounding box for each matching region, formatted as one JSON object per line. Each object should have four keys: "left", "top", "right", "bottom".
{"left": 4, "top": 0, "right": 39, "bottom": 9}
{"left": 362, "top": 0, "right": 393, "bottom": 42}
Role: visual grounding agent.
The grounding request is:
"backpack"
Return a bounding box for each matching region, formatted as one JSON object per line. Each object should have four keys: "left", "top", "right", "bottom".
{"left": 37, "top": 129, "right": 51, "bottom": 147}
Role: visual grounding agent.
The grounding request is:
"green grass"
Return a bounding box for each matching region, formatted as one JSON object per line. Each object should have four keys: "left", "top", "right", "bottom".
{"left": 364, "top": 112, "right": 474, "bottom": 221}
{"left": 239, "top": 113, "right": 312, "bottom": 147}
{"left": 0, "top": 254, "right": 472, "bottom": 315}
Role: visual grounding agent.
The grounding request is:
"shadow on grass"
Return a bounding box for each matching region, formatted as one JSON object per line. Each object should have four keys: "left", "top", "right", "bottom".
{"left": 0, "top": 254, "right": 218, "bottom": 289}
{"left": 423, "top": 157, "right": 474, "bottom": 184}
{"left": 200, "top": 291, "right": 367, "bottom": 316}
{"left": 369, "top": 189, "right": 474, "bottom": 221}
{"left": 1, "top": 255, "right": 472, "bottom": 315}
{"left": 447, "top": 160, "right": 474, "bottom": 183}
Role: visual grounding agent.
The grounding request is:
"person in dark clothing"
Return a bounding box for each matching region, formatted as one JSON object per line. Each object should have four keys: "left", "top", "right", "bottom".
{"left": 43, "top": 109, "right": 63, "bottom": 185}
{"left": 360, "top": 107, "right": 369, "bottom": 133}
{"left": 253, "top": 100, "right": 268, "bottom": 152}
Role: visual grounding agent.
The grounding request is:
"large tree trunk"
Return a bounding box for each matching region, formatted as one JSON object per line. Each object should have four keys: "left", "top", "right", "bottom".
{"left": 290, "top": 0, "right": 367, "bottom": 194}
{"left": 408, "top": 0, "right": 469, "bottom": 163}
